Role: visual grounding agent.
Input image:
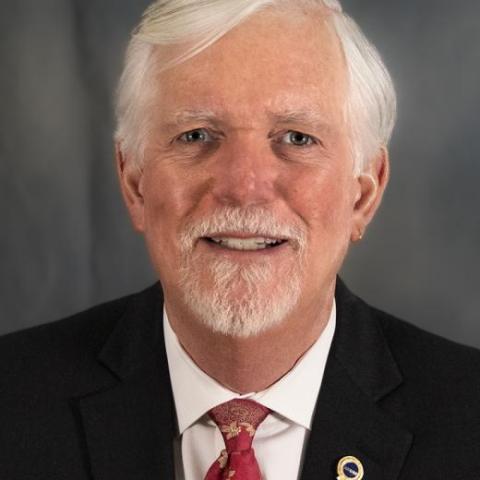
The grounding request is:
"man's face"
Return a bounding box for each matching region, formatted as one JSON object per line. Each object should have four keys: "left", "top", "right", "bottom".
{"left": 120, "top": 9, "right": 383, "bottom": 337}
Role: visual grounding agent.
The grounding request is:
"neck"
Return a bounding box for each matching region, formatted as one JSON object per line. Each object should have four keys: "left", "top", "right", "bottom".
{"left": 165, "top": 287, "right": 335, "bottom": 394}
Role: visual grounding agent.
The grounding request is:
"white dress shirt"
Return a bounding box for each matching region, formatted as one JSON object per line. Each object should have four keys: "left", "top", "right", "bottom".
{"left": 163, "top": 303, "right": 336, "bottom": 480}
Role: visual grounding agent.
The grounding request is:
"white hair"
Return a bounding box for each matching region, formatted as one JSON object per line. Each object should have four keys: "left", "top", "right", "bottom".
{"left": 115, "top": 0, "right": 396, "bottom": 173}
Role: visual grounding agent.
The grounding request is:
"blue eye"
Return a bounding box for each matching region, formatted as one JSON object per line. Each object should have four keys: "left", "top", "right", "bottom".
{"left": 179, "top": 128, "right": 212, "bottom": 143}
{"left": 282, "top": 131, "right": 315, "bottom": 146}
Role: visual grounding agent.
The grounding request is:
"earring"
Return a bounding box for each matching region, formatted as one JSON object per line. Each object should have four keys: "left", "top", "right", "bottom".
{"left": 353, "top": 230, "right": 364, "bottom": 242}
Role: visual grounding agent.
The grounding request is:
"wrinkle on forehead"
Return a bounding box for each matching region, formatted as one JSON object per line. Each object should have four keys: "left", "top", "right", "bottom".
{"left": 154, "top": 5, "right": 345, "bottom": 82}
{"left": 148, "top": 7, "right": 348, "bottom": 132}
{"left": 147, "top": 1, "right": 338, "bottom": 67}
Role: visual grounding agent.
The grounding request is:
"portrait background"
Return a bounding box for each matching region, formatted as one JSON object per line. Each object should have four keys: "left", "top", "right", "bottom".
{"left": 1, "top": 0, "right": 479, "bottom": 347}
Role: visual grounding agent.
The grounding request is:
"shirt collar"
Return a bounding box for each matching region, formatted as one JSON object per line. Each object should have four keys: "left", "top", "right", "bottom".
{"left": 164, "top": 302, "right": 336, "bottom": 434}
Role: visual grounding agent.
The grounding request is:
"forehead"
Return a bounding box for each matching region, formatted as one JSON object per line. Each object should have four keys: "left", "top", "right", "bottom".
{"left": 150, "top": 8, "right": 347, "bottom": 126}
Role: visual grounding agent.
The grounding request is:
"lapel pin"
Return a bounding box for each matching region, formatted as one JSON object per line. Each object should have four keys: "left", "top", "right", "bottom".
{"left": 336, "top": 456, "right": 364, "bottom": 480}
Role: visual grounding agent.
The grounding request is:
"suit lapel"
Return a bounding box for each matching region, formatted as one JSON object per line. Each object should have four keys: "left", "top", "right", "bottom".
{"left": 75, "top": 284, "right": 176, "bottom": 480}
{"left": 301, "top": 280, "right": 413, "bottom": 480}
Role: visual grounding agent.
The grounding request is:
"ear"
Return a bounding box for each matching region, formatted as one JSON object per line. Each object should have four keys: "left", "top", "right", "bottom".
{"left": 115, "top": 142, "right": 145, "bottom": 232}
{"left": 350, "top": 147, "right": 390, "bottom": 242}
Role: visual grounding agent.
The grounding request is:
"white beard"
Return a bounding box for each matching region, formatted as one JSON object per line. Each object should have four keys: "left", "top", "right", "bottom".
{"left": 178, "top": 207, "right": 306, "bottom": 338}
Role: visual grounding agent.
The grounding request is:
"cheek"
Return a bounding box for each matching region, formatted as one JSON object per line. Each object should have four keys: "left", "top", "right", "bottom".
{"left": 285, "top": 166, "right": 356, "bottom": 235}
{"left": 142, "top": 161, "right": 206, "bottom": 231}
{"left": 140, "top": 162, "right": 209, "bottom": 278}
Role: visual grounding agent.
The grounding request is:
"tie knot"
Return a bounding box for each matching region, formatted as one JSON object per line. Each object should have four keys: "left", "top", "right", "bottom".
{"left": 209, "top": 399, "right": 270, "bottom": 452}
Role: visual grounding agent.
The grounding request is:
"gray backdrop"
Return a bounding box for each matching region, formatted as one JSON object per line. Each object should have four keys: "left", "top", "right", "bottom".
{"left": 1, "top": 0, "right": 479, "bottom": 348}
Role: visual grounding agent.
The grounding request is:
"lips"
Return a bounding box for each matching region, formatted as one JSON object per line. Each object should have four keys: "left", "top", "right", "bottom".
{"left": 204, "top": 236, "right": 287, "bottom": 251}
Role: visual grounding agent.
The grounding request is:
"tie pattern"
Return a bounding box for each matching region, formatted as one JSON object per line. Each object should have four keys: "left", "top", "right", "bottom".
{"left": 204, "top": 399, "right": 270, "bottom": 480}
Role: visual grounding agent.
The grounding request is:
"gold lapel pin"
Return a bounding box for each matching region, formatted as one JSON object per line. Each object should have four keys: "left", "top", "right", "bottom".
{"left": 336, "top": 456, "right": 364, "bottom": 480}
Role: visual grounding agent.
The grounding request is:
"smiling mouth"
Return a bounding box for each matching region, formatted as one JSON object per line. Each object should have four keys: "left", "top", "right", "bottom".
{"left": 203, "top": 236, "right": 288, "bottom": 251}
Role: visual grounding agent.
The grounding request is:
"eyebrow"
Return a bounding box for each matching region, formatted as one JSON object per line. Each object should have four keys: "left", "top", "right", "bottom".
{"left": 164, "top": 109, "right": 218, "bottom": 128}
{"left": 162, "top": 108, "right": 332, "bottom": 132}
{"left": 267, "top": 109, "right": 332, "bottom": 131}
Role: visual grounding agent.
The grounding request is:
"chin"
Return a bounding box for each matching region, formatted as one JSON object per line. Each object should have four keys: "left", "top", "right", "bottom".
{"left": 178, "top": 256, "right": 302, "bottom": 338}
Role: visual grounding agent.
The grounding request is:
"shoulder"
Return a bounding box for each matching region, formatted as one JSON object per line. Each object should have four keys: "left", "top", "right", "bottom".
{"left": 374, "top": 306, "right": 480, "bottom": 385}
{"left": 370, "top": 307, "right": 480, "bottom": 466}
{"left": 336, "top": 279, "right": 480, "bottom": 383}
{"left": 0, "top": 285, "right": 155, "bottom": 394}
{"left": 335, "top": 279, "right": 480, "bottom": 421}
{"left": 367, "top": 304, "right": 480, "bottom": 445}
{"left": 0, "top": 292, "right": 131, "bottom": 362}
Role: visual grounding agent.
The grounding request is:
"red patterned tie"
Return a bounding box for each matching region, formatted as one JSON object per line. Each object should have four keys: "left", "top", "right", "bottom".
{"left": 204, "top": 399, "right": 270, "bottom": 480}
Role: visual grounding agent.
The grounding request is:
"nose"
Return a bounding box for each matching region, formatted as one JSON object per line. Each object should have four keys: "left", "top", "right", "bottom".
{"left": 210, "top": 136, "right": 278, "bottom": 207}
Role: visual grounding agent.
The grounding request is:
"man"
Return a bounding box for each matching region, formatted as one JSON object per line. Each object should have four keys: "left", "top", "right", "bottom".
{"left": 1, "top": 0, "right": 479, "bottom": 479}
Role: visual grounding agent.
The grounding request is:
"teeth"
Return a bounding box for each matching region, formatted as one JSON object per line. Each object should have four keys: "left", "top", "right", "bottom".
{"left": 209, "top": 237, "right": 283, "bottom": 251}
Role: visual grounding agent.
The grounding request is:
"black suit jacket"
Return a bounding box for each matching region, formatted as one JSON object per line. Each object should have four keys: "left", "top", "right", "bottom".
{"left": 1, "top": 280, "right": 480, "bottom": 479}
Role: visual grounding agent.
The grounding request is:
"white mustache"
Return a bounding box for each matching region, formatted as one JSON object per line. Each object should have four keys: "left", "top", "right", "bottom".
{"left": 179, "top": 207, "right": 307, "bottom": 252}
